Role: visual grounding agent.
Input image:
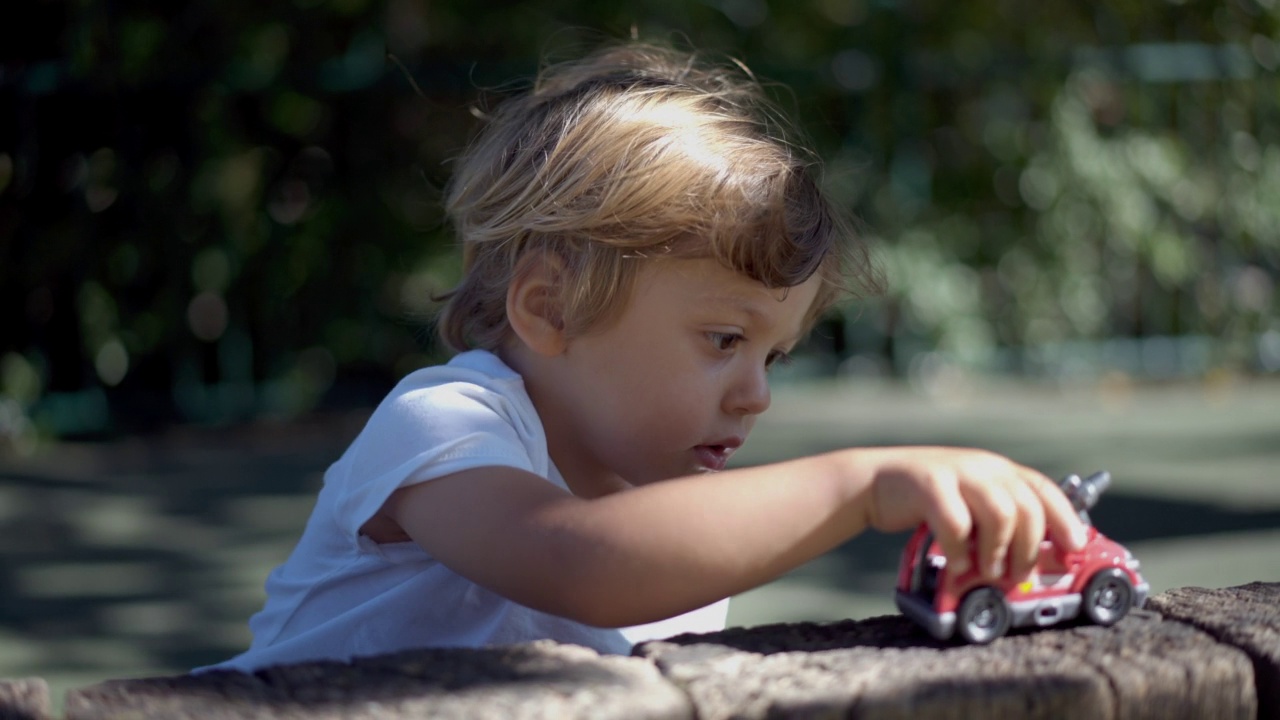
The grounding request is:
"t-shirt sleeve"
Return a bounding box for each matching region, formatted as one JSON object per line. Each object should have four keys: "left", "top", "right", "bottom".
{"left": 328, "top": 378, "right": 542, "bottom": 545}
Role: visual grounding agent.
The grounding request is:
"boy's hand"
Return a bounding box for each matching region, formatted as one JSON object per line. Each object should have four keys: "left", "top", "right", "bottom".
{"left": 860, "top": 448, "right": 1088, "bottom": 582}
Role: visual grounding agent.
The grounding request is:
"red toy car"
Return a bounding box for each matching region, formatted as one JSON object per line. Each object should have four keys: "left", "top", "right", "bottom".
{"left": 894, "top": 471, "right": 1149, "bottom": 644}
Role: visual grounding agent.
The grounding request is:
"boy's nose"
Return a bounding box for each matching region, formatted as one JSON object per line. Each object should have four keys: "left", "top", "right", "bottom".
{"left": 725, "top": 365, "right": 771, "bottom": 416}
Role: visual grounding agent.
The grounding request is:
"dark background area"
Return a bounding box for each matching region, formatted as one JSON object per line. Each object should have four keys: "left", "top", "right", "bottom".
{"left": 3, "top": 1, "right": 1277, "bottom": 446}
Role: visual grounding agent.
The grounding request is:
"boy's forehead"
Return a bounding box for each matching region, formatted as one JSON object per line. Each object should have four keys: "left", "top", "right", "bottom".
{"left": 654, "top": 258, "right": 769, "bottom": 294}
{"left": 696, "top": 287, "right": 788, "bottom": 316}
{"left": 650, "top": 258, "right": 819, "bottom": 317}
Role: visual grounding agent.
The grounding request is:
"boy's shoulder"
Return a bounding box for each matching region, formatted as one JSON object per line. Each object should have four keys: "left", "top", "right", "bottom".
{"left": 377, "top": 349, "right": 534, "bottom": 428}
{"left": 339, "top": 348, "right": 550, "bottom": 479}
{"left": 394, "top": 349, "right": 523, "bottom": 396}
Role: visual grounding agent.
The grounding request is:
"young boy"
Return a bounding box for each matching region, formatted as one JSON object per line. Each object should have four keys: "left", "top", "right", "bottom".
{"left": 203, "top": 42, "right": 1086, "bottom": 672}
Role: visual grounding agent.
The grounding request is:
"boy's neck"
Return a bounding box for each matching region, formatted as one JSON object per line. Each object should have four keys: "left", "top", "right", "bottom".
{"left": 497, "top": 344, "right": 633, "bottom": 499}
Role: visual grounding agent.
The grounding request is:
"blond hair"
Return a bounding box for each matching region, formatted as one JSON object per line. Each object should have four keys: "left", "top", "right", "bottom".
{"left": 436, "top": 41, "right": 879, "bottom": 352}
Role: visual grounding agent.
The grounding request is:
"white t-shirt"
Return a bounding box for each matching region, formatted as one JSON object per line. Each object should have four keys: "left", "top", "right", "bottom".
{"left": 201, "top": 350, "right": 728, "bottom": 672}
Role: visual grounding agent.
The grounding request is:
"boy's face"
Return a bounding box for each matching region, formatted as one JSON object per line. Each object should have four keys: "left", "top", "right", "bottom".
{"left": 536, "top": 257, "right": 821, "bottom": 492}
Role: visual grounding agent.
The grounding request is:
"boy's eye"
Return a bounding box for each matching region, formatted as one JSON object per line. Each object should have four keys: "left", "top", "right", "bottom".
{"left": 706, "top": 332, "right": 793, "bottom": 369}
{"left": 708, "top": 332, "right": 742, "bottom": 351}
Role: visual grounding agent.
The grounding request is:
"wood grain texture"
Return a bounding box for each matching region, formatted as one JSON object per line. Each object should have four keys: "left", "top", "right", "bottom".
{"left": 635, "top": 610, "right": 1255, "bottom": 720}
{"left": 63, "top": 641, "right": 691, "bottom": 720}
{"left": 25, "top": 583, "right": 1278, "bottom": 719}
{"left": 1147, "top": 581, "right": 1279, "bottom": 720}
{"left": 0, "top": 679, "right": 50, "bottom": 720}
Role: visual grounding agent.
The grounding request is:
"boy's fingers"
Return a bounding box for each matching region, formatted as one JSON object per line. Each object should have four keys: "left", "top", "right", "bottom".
{"left": 1007, "top": 478, "right": 1046, "bottom": 579}
{"left": 961, "top": 482, "right": 1017, "bottom": 580}
{"left": 1025, "top": 470, "right": 1089, "bottom": 550}
{"left": 924, "top": 475, "right": 974, "bottom": 576}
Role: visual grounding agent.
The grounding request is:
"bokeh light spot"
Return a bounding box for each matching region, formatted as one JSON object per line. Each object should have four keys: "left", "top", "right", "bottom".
{"left": 187, "top": 292, "right": 229, "bottom": 342}
{"left": 192, "top": 248, "right": 232, "bottom": 292}
{"left": 95, "top": 339, "right": 130, "bottom": 387}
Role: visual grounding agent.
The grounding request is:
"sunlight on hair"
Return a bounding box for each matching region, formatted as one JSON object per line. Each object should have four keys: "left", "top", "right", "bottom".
{"left": 635, "top": 103, "right": 732, "bottom": 177}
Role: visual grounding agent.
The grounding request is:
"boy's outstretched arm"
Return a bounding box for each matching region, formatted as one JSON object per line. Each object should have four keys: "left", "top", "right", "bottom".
{"left": 383, "top": 448, "right": 1088, "bottom": 628}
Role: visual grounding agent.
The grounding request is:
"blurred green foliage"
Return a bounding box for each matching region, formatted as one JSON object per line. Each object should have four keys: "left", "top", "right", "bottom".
{"left": 1, "top": 0, "right": 1278, "bottom": 442}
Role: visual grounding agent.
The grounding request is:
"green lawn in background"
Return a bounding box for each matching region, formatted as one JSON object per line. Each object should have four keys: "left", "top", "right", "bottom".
{"left": 729, "top": 374, "right": 1280, "bottom": 625}
{"left": 1, "top": 376, "right": 1277, "bottom": 711}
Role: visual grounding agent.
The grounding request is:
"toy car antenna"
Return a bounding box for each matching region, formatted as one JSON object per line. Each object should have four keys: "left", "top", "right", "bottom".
{"left": 1058, "top": 470, "right": 1111, "bottom": 526}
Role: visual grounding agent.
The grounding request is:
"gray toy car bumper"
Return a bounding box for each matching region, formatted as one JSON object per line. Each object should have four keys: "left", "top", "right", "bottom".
{"left": 895, "top": 590, "right": 955, "bottom": 640}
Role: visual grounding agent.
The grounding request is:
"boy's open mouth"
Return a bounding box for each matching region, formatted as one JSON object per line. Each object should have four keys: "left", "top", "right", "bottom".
{"left": 694, "top": 441, "right": 739, "bottom": 472}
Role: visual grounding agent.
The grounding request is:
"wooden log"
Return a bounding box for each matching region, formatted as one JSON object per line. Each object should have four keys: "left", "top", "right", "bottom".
{"left": 1146, "top": 581, "right": 1280, "bottom": 720}
{"left": 64, "top": 641, "right": 692, "bottom": 720}
{"left": 51, "top": 582, "right": 1277, "bottom": 719}
{"left": 0, "top": 678, "right": 50, "bottom": 720}
{"left": 635, "top": 609, "right": 1256, "bottom": 720}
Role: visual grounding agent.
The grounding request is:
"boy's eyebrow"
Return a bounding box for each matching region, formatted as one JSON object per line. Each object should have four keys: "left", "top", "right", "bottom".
{"left": 698, "top": 292, "right": 765, "bottom": 319}
{"left": 698, "top": 292, "right": 807, "bottom": 344}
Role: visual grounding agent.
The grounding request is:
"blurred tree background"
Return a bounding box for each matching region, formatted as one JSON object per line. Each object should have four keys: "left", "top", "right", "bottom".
{"left": 2, "top": 0, "right": 1278, "bottom": 447}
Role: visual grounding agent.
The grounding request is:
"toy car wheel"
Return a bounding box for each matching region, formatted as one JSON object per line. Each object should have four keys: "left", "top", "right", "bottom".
{"left": 1082, "top": 568, "right": 1133, "bottom": 626}
{"left": 957, "top": 586, "right": 1011, "bottom": 644}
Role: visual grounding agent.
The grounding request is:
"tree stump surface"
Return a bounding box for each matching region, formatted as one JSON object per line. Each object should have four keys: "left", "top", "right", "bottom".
{"left": 62, "top": 641, "right": 690, "bottom": 720}
{"left": 0, "top": 678, "right": 50, "bottom": 720}
{"left": 4, "top": 582, "right": 1273, "bottom": 719}
{"left": 635, "top": 608, "right": 1255, "bottom": 720}
{"left": 1146, "top": 581, "right": 1280, "bottom": 719}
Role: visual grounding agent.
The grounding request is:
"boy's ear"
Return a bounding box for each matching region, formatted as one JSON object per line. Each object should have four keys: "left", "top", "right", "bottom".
{"left": 506, "top": 252, "right": 568, "bottom": 356}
